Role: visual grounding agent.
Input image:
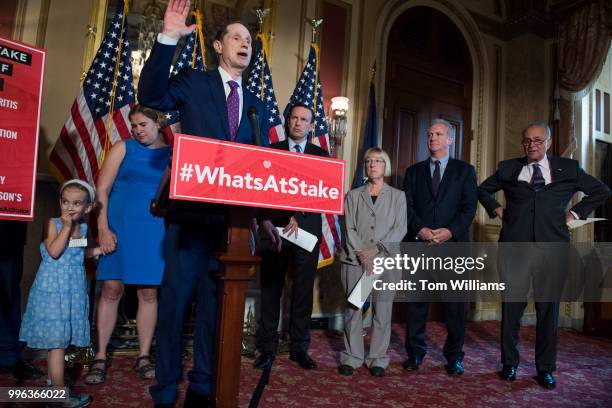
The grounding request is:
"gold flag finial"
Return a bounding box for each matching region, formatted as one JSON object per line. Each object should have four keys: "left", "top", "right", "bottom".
{"left": 253, "top": 8, "right": 270, "bottom": 34}
{"left": 369, "top": 62, "right": 376, "bottom": 82}
{"left": 307, "top": 18, "right": 323, "bottom": 43}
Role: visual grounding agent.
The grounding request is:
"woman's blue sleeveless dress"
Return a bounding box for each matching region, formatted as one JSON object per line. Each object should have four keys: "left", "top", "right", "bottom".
{"left": 96, "top": 138, "right": 170, "bottom": 285}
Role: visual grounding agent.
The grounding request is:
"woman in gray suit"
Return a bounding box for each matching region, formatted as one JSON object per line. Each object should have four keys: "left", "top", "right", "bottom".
{"left": 339, "top": 147, "right": 407, "bottom": 377}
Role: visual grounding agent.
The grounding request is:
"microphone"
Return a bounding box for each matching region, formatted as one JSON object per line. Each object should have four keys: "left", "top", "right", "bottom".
{"left": 248, "top": 106, "right": 262, "bottom": 147}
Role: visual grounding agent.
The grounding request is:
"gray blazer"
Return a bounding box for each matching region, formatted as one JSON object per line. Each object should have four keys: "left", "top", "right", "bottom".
{"left": 341, "top": 183, "right": 407, "bottom": 265}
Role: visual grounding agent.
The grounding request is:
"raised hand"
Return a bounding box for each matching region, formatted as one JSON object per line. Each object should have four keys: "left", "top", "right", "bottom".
{"left": 162, "top": 0, "right": 197, "bottom": 40}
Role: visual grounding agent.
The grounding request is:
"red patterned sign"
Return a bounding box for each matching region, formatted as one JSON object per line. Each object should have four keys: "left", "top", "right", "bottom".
{"left": 170, "top": 134, "right": 345, "bottom": 214}
{"left": 0, "top": 37, "right": 46, "bottom": 221}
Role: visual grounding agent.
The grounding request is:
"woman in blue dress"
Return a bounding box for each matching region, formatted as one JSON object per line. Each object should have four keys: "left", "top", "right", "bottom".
{"left": 20, "top": 179, "right": 101, "bottom": 407}
{"left": 85, "top": 105, "right": 170, "bottom": 384}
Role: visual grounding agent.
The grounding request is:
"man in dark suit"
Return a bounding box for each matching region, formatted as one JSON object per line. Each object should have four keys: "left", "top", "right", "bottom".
{"left": 137, "top": 1, "right": 269, "bottom": 406}
{"left": 402, "top": 118, "right": 477, "bottom": 375}
{"left": 254, "top": 103, "right": 328, "bottom": 371}
{"left": 0, "top": 221, "right": 42, "bottom": 380}
{"left": 478, "top": 121, "right": 610, "bottom": 389}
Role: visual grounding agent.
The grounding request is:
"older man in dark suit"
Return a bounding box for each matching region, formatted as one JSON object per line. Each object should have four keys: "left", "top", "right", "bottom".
{"left": 137, "top": 1, "right": 269, "bottom": 406}
{"left": 254, "top": 103, "right": 328, "bottom": 371}
{"left": 403, "top": 118, "right": 478, "bottom": 375}
{"left": 478, "top": 121, "right": 610, "bottom": 389}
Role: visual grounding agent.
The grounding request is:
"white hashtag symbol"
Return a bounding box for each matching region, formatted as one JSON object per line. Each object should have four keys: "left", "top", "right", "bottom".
{"left": 179, "top": 163, "right": 194, "bottom": 182}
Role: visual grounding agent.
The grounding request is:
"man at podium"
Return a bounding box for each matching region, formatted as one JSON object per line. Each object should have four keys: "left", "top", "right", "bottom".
{"left": 137, "top": 1, "right": 269, "bottom": 406}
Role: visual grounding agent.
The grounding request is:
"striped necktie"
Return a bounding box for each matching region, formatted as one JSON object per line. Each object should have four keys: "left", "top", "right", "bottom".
{"left": 530, "top": 163, "right": 545, "bottom": 192}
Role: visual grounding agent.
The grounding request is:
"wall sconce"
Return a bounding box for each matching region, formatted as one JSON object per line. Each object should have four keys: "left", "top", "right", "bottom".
{"left": 329, "top": 96, "right": 349, "bottom": 157}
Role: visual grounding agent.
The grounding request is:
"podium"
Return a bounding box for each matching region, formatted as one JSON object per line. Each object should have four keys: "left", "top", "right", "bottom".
{"left": 213, "top": 206, "right": 261, "bottom": 407}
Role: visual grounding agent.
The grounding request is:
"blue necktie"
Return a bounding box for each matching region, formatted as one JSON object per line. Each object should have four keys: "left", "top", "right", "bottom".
{"left": 294, "top": 144, "right": 302, "bottom": 153}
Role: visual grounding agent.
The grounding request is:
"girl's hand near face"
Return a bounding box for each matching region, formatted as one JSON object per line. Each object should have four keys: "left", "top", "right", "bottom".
{"left": 60, "top": 208, "right": 73, "bottom": 228}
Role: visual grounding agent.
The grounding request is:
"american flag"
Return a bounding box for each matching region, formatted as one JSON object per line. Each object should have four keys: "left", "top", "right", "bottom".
{"left": 284, "top": 43, "right": 341, "bottom": 268}
{"left": 246, "top": 33, "right": 285, "bottom": 143}
{"left": 50, "top": 0, "right": 134, "bottom": 184}
{"left": 164, "top": 16, "right": 206, "bottom": 128}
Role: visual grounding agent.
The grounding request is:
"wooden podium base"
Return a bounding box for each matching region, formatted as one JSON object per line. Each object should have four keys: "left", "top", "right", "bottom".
{"left": 213, "top": 208, "right": 261, "bottom": 408}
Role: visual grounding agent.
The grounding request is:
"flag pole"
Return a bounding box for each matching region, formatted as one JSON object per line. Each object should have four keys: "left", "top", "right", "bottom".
{"left": 306, "top": 18, "right": 323, "bottom": 144}
{"left": 254, "top": 9, "right": 270, "bottom": 99}
{"left": 101, "top": 0, "right": 129, "bottom": 166}
{"left": 192, "top": 9, "right": 206, "bottom": 69}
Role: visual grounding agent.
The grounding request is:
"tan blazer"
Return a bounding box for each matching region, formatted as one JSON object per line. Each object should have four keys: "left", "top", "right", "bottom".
{"left": 341, "top": 183, "right": 407, "bottom": 266}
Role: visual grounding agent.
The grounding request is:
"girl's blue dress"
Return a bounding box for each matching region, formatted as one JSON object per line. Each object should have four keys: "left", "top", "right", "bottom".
{"left": 19, "top": 218, "right": 90, "bottom": 349}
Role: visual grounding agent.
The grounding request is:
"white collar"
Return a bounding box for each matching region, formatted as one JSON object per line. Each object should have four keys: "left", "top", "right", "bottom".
{"left": 529, "top": 155, "right": 549, "bottom": 170}
{"left": 218, "top": 66, "right": 242, "bottom": 87}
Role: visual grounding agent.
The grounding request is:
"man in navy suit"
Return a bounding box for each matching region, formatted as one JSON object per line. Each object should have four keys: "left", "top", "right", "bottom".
{"left": 478, "top": 121, "right": 610, "bottom": 389}
{"left": 137, "top": 1, "right": 268, "bottom": 406}
{"left": 254, "top": 104, "right": 328, "bottom": 371}
{"left": 402, "top": 118, "right": 477, "bottom": 375}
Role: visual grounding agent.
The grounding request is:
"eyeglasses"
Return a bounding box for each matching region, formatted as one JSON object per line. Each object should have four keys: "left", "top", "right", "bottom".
{"left": 521, "top": 138, "right": 549, "bottom": 147}
{"left": 365, "top": 158, "right": 385, "bottom": 165}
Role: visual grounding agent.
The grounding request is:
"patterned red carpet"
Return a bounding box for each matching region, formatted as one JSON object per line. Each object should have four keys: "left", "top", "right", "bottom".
{"left": 2, "top": 321, "right": 611, "bottom": 407}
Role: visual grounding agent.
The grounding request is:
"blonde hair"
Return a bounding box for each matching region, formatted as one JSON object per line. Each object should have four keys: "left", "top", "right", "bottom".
{"left": 363, "top": 147, "right": 391, "bottom": 178}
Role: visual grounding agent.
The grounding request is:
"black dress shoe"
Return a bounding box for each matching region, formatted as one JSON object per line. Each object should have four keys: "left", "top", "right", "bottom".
{"left": 0, "top": 359, "right": 44, "bottom": 380}
{"left": 369, "top": 366, "right": 385, "bottom": 377}
{"left": 254, "top": 352, "right": 274, "bottom": 370}
{"left": 402, "top": 355, "right": 423, "bottom": 371}
{"left": 338, "top": 364, "right": 354, "bottom": 376}
{"left": 289, "top": 352, "right": 317, "bottom": 370}
{"left": 445, "top": 359, "right": 464, "bottom": 375}
{"left": 536, "top": 371, "right": 556, "bottom": 389}
{"left": 498, "top": 365, "right": 517, "bottom": 381}
{"left": 184, "top": 389, "right": 211, "bottom": 408}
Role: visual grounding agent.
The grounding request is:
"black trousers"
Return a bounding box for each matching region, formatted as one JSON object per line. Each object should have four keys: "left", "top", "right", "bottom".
{"left": 255, "top": 239, "right": 319, "bottom": 354}
{"left": 0, "top": 246, "right": 24, "bottom": 367}
{"left": 498, "top": 243, "right": 566, "bottom": 372}
{"left": 405, "top": 302, "right": 467, "bottom": 363}
{"left": 501, "top": 301, "right": 559, "bottom": 371}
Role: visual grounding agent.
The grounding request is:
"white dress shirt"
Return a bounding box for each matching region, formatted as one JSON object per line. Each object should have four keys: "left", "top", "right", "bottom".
{"left": 288, "top": 138, "right": 307, "bottom": 153}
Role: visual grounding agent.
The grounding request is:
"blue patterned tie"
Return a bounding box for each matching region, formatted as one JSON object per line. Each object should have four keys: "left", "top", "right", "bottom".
{"left": 530, "top": 163, "right": 545, "bottom": 192}
{"left": 227, "top": 80, "right": 239, "bottom": 141}
{"left": 294, "top": 144, "right": 302, "bottom": 153}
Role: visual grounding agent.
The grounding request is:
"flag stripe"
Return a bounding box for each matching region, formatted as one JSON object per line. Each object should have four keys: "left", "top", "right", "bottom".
{"left": 76, "top": 94, "right": 103, "bottom": 163}
{"left": 57, "top": 125, "right": 89, "bottom": 181}
{"left": 69, "top": 101, "right": 99, "bottom": 178}
{"left": 49, "top": 149, "right": 73, "bottom": 181}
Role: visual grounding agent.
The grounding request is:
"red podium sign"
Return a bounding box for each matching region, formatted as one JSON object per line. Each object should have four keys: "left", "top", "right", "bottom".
{"left": 0, "top": 37, "right": 46, "bottom": 221}
{"left": 170, "top": 134, "right": 345, "bottom": 214}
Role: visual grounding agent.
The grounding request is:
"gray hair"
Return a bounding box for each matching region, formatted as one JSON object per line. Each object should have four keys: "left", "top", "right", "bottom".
{"left": 430, "top": 118, "right": 455, "bottom": 139}
{"left": 523, "top": 121, "right": 552, "bottom": 139}
{"left": 363, "top": 147, "right": 392, "bottom": 178}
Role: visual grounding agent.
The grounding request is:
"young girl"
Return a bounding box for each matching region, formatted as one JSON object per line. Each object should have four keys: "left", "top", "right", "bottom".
{"left": 20, "top": 179, "right": 101, "bottom": 408}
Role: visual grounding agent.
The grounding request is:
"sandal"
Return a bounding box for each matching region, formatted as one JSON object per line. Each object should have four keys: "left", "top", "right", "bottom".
{"left": 84, "top": 359, "right": 108, "bottom": 385}
{"left": 133, "top": 355, "right": 155, "bottom": 380}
